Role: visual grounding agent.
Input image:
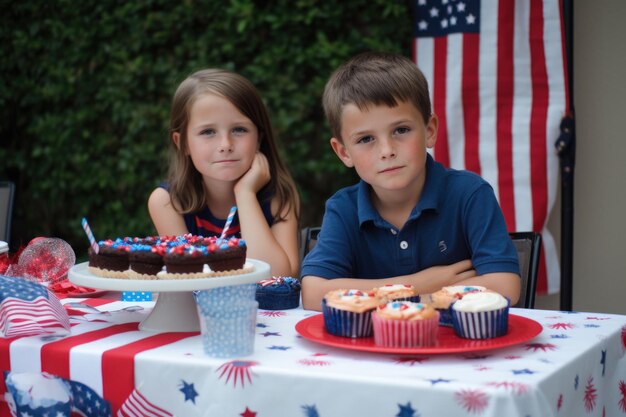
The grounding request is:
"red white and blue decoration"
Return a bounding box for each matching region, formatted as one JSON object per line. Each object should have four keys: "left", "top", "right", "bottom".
{"left": 4, "top": 371, "right": 111, "bottom": 417}
{"left": 0, "top": 275, "right": 70, "bottom": 338}
{"left": 1, "top": 295, "right": 625, "bottom": 416}
{"left": 412, "top": 0, "right": 569, "bottom": 295}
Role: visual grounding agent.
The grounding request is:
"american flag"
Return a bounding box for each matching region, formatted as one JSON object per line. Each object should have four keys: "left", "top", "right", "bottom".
{"left": 117, "top": 388, "right": 173, "bottom": 417}
{"left": 70, "top": 379, "right": 112, "bottom": 417}
{"left": 0, "top": 275, "right": 70, "bottom": 338}
{"left": 412, "top": 0, "right": 569, "bottom": 294}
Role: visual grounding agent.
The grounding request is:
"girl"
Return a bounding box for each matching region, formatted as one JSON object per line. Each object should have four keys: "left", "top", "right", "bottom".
{"left": 148, "top": 69, "right": 300, "bottom": 277}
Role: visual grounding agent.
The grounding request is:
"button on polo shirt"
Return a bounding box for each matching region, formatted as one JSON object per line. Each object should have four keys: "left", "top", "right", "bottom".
{"left": 400, "top": 241, "right": 409, "bottom": 249}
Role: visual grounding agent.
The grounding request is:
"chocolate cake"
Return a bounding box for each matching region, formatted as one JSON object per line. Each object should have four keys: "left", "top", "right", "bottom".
{"left": 127, "top": 243, "right": 166, "bottom": 279}
{"left": 162, "top": 237, "right": 248, "bottom": 278}
{"left": 88, "top": 239, "right": 132, "bottom": 278}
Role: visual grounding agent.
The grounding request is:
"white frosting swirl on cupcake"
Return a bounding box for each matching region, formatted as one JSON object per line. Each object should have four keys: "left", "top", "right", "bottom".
{"left": 451, "top": 292, "right": 508, "bottom": 312}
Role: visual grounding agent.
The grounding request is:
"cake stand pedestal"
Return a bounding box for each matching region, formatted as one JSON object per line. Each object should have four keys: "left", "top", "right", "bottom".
{"left": 68, "top": 259, "right": 270, "bottom": 333}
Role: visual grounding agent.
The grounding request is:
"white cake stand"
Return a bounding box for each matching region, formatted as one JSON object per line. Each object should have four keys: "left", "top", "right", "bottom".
{"left": 68, "top": 259, "right": 270, "bottom": 333}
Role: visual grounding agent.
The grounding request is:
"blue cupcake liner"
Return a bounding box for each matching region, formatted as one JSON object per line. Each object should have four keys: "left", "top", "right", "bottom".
{"left": 451, "top": 304, "right": 510, "bottom": 339}
{"left": 436, "top": 307, "right": 454, "bottom": 327}
{"left": 256, "top": 290, "right": 300, "bottom": 310}
{"left": 321, "top": 299, "right": 373, "bottom": 338}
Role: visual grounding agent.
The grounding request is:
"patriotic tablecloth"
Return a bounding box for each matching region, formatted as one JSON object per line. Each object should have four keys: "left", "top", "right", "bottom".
{"left": 1, "top": 297, "right": 626, "bottom": 417}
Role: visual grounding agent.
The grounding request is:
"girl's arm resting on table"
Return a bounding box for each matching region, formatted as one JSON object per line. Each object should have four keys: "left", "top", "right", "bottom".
{"left": 147, "top": 187, "right": 189, "bottom": 236}
{"left": 301, "top": 260, "right": 478, "bottom": 311}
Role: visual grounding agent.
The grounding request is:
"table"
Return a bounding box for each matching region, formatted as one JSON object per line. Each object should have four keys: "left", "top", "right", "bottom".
{"left": 2, "top": 298, "right": 625, "bottom": 417}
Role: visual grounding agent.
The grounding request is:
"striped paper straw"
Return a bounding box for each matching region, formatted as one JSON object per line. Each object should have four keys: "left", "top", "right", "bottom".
{"left": 82, "top": 217, "right": 99, "bottom": 254}
{"left": 219, "top": 206, "right": 237, "bottom": 241}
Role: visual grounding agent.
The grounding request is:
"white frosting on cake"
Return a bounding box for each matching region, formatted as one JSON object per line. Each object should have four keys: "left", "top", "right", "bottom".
{"left": 452, "top": 292, "right": 508, "bottom": 312}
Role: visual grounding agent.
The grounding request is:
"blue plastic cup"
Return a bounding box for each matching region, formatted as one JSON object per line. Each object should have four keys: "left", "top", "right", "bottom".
{"left": 197, "top": 300, "right": 258, "bottom": 358}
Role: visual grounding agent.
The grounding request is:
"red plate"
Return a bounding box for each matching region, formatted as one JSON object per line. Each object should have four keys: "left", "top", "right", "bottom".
{"left": 66, "top": 289, "right": 109, "bottom": 298}
{"left": 296, "top": 314, "right": 542, "bottom": 354}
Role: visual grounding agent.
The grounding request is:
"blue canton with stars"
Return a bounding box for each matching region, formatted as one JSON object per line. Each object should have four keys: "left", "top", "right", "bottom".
{"left": 413, "top": 0, "right": 480, "bottom": 38}
{"left": 0, "top": 275, "right": 50, "bottom": 301}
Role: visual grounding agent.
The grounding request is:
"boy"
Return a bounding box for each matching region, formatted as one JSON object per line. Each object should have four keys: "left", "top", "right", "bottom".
{"left": 300, "top": 52, "right": 520, "bottom": 311}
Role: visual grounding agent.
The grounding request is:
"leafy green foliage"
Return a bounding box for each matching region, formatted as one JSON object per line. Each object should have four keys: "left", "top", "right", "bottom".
{"left": 0, "top": 0, "right": 412, "bottom": 252}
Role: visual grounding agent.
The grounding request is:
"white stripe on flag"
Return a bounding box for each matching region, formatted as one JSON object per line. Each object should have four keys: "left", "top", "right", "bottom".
{"left": 478, "top": 0, "right": 500, "bottom": 196}
{"left": 118, "top": 389, "right": 173, "bottom": 417}
{"left": 70, "top": 330, "right": 156, "bottom": 396}
{"left": 446, "top": 33, "right": 466, "bottom": 170}
{"left": 511, "top": 2, "right": 533, "bottom": 231}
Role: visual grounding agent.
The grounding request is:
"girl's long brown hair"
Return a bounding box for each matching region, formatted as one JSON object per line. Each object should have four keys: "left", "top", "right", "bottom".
{"left": 167, "top": 69, "right": 298, "bottom": 223}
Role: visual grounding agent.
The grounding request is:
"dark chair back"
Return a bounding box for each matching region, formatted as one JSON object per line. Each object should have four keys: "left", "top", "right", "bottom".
{"left": 0, "top": 181, "right": 15, "bottom": 243}
{"left": 300, "top": 226, "right": 321, "bottom": 261}
{"left": 509, "top": 231, "right": 542, "bottom": 309}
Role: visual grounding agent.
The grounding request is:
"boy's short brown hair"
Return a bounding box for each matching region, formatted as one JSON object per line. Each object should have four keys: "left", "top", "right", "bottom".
{"left": 322, "top": 51, "right": 432, "bottom": 141}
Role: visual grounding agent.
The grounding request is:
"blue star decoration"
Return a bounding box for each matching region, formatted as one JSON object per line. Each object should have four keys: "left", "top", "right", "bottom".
{"left": 574, "top": 374, "right": 580, "bottom": 390}
{"left": 396, "top": 402, "right": 419, "bottom": 417}
{"left": 512, "top": 368, "right": 536, "bottom": 375}
{"left": 179, "top": 380, "right": 198, "bottom": 404}
{"left": 601, "top": 349, "right": 606, "bottom": 376}
{"left": 256, "top": 323, "right": 269, "bottom": 328}
{"left": 301, "top": 404, "right": 319, "bottom": 417}
{"left": 268, "top": 345, "right": 291, "bottom": 351}
{"left": 551, "top": 334, "right": 569, "bottom": 339}
{"left": 260, "top": 331, "right": 281, "bottom": 337}
{"left": 427, "top": 378, "right": 452, "bottom": 385}
{"left": 584, "top": 324, "right": 600, "bottom": 328}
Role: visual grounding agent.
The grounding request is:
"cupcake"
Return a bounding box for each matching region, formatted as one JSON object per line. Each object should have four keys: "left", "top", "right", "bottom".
{"left": 255, "top": 276, "right": 301, "bottom": 310}
{"left": 451, "top": 291, "right": 510, "bottom": 339}
{"left": 322, "top": 289, "right": 378, "bottom": 338}
{"left": 374, "top": 284, "right": 420, "bottom": 303}
{"left": 372, "top": 301, "right": 439, "bottom": 348}
{"left": 430, "top": 285, "right": 486, "bottom": 327}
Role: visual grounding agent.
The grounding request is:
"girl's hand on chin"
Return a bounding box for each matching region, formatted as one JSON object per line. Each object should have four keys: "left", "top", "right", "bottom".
{"left": 234, "top": 152, "right": 271, "bottom": 195}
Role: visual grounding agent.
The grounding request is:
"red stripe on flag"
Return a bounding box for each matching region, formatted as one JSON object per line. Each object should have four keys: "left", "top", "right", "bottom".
{"left": 102, "top": 332, "right": 196, "bottom": 414}
{"left": 462, "top": 33, "right": 481, "bottom": 174}
{"left": 496, "top": 0, "right": 517, "bottom": 230}
{"left": 529, "top": 0, "right": 549, "bottom": 235}
{"left": 433, "top": 36, "right": 450, "bottom": 167}
{"left": 40, "top": 322, "right": 139, "bottom": 379}
{"left": 0, "top": 336, "right": 21, "bottom": 399}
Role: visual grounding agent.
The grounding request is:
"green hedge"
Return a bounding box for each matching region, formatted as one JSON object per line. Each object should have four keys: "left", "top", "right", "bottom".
{"left": 0, "top": 0, "right": 413, "bottom": 255}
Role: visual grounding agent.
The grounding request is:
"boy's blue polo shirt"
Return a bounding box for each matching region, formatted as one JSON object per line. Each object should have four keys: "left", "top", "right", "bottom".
{"left": 301, "top": 155, "right": 520, "bottom": 280}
